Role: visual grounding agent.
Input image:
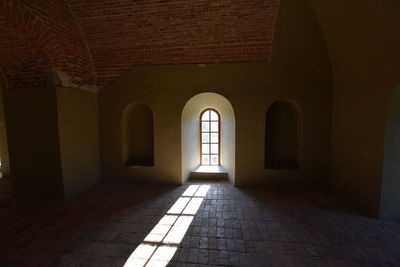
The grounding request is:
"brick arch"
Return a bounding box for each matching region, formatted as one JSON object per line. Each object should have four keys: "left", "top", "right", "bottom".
{"left": 0, "top": 0, "right": 96, "bottom": 90}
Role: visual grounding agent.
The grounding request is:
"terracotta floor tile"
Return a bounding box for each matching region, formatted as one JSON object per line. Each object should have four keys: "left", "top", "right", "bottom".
{"left": 0, "top": 180, "right": 399, "bottom": 266}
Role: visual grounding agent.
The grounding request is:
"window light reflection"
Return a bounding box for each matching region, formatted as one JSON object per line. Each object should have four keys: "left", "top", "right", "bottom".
{"left": 124, "top": 185, "right": 210, "bottom": 267}
{"left": 167, "top": 197, "right": 190, "bottom": 214}
{"left": 195, "top": 184, "right": 210, "bottom": 197}
{"left": 183, "top": 197, "right": 204, "bottom": 215}
{"left": 182, "top": 185, "right": 199, "bottom": 197}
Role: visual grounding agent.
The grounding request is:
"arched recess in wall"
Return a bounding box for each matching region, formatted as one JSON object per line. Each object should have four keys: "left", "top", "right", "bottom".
{"left": 181, "top": 93, "right": 235, "bottom": 184}
{"left": 0, "top": 71, "right": 10, "bottom": 177}
{"left": 121, "top": 103, "right": 154, "bottom": 167}
{"left": 265, "top": 99, "right": 302, "bottom": 169}
{"left": 381, "top": 87, "right": 400, "bottom": 220}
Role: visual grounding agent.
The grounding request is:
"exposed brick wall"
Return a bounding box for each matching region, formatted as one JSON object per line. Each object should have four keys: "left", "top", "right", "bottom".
{"left": 67, "top": 0, "right": 280, "bottom": 87}
{"left": 0, "top": 0, "right": 96, "bottom": 90}
{"left": 0, "top": 16, "right": 49, "bottom": 89}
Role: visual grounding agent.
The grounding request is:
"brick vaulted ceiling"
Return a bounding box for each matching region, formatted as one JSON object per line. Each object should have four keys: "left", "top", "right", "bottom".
{"left": 0, "top": 0, "right": 280, "bottom": 91}
{"left": 0, "top": 0, "right": 96, "bottom": 90}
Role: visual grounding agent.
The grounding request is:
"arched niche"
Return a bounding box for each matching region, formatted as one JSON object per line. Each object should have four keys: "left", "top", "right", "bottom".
{"left": 0, "top": 71, "right": 10, "bottom": 177}
{"left": 121, "top": 103, "right": 154, "bottom": 167}
{"left": 182, "top": 92, "right": 235, "bottom": 184}
{"left": 265, "top": 99, "right": 302, "bottom": 169}
{"left": 381, "top": 87, "right": 400, "bottom": 220}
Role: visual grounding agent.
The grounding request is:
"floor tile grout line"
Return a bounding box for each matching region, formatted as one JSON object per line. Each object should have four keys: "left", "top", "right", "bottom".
{"left": 131, "top": 184, "right": 209, "bottom": 266}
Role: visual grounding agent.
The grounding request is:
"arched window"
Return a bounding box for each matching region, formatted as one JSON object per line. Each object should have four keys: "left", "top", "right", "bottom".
{"left": 200, "top": 108, "right": 220, "bottom": 166}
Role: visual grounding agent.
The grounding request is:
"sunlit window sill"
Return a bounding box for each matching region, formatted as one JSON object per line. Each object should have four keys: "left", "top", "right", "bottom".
{"left": 192, "top": 165, "right": 227, "bottom": 174}
{"left": 190, "top": 165, "right": 228, "bottom": 180}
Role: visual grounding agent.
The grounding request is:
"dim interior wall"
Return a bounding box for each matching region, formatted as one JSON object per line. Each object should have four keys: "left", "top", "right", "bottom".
{"left": 0, "top": 75, "right": 10, "bottom": 176}
{"left": 381, "top": 87, "right": 400, "bottom": 220}
{"left": 234, "top": 0, "right": 332, "bottom": 186}
{"left": 308, "top": 0, "right": 400, "bottom": 217}
{"left": 266, "top": 100, "right": 302, "bottom": 170}
{"left": 57, "top": 87, "right": 100, "bottom": 199}
{"left": 4, "top": 87, "right": 64, "bottom": 197}
{"left": 99, "top": 0, "right": 332, "bottom": 187}
{"left": 181, "top": 93, "right": 235, "bottom": 184}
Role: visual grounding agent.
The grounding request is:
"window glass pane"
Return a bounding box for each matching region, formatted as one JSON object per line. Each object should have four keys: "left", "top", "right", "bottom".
{"left": 202, "top": 133, "right": 210, "bottom": 143}
{"left": 211, "top": 155, "right": 218, "bottom": 165}
{"left": 202, "top": 122, "right": 209, "bottom": 132}
{"left": 211, "top": 122, "right": 218, "bottom": 132}
{"left": 211, "top": 133, "right": 218, "bottom": 143}
{"left": 210, "top": 110, "right": 218, "bottom": 120}
{"left": 202, "top": 144, "right": 209, "bottom": 154}
{"left": 201, "top": 111, "right": 210, "bottom": 121}
{"left": 200, "top": 109, "right": 221, "bottom": 166}
{"left": 211, "top": 144, "right": 218, "bottom": 154}
{"left": 202, "top": 155, "right": 210, "bottom": 165}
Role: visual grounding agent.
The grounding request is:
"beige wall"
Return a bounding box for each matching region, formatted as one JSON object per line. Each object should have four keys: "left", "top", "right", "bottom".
{"left": 2, "top": 85, "right": 100, "bottom": 198}
{"left": 308, "top": 0, "right": 400, "bottom": 218}
{"left": 99, "top": 0, "right": 332, "bottom": 187}
{"left": 57, "top": 87, "right": 100, "bottom": 198}
{"left": 122, "top": 104, "right": 155, "bottom": 166}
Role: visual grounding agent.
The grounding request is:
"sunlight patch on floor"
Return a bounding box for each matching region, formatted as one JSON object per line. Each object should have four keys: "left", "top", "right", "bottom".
{"left": 124, "top": 184, "right": 210, "bottom": 267}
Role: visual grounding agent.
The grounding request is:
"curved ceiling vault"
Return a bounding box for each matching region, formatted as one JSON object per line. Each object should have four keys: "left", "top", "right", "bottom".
{"left": 0, "top": 0, "right": 281, "bottom": 91}
{"left": 0, "top": 0, "right": 96, "bottom": 91}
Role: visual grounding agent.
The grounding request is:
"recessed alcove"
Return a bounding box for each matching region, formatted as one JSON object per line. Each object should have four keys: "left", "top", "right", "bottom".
{"left": 181, "top": 93, "right": 235, "bottom": 184}
{"left": 122, "top": 103, "right": 155, "bottom": 167}
{"left": 265, "top": 99, "right": 302, "bottom": 170}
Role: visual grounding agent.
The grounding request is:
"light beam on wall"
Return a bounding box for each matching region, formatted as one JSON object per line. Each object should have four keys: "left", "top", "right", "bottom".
{"left": 124, "top": 184, "right": 210, "bottom": 267}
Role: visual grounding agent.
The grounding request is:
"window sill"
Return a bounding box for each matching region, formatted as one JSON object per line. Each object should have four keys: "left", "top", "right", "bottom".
{"left": 193, "top": 165, "right": 227, "bottom": 174}
{"left": 189, "top": 165, "right": 228, "bottom": 180}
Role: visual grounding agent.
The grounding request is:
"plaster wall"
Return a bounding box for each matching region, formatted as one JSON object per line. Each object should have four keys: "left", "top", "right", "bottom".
{"left": 2, "top": 85, "right": 100, "bottom": 198}
{"left": 122, "top": 104, "right": 155, "bottom": 166}
{"left": 266, "top": 100, "right": 302, "bottom": 169}
{"left": 99, "top": 0, "right": 332, "bottom": 186}
{"left": 308, "top": 0, "right": 400, "bottom": 217}
{"left": 4, "top": 87, "right": 64, "bottom": 197}
{"left": 57, "top": 87, "right": 100, "bottom": 199}
{"left": 382, "top": 87, "right": 400, "bottom": 220}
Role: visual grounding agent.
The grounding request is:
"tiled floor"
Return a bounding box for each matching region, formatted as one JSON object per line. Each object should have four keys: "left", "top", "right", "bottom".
{"left": 0, "top": 180, "right": 399, "bottom": 266}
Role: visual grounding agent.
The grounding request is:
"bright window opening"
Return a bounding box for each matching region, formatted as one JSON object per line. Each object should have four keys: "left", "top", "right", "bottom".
{"left": 200, "top": 108, "right": 220, "bottom": 166}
